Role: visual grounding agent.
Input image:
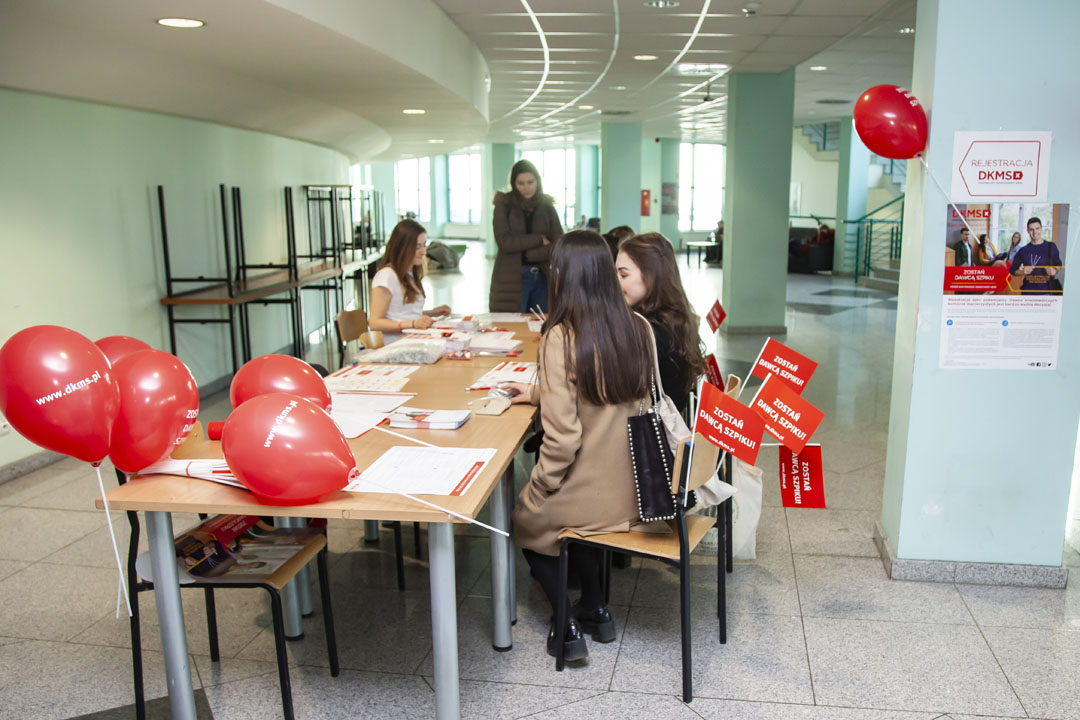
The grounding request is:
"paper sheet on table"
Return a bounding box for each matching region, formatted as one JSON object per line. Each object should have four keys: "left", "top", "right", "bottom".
{"left": 468, "top": 331, "right": 522, "bottom": 353}
{"left": 478, "top": 312, "right": 532, "bottom": 323}
{"left": 140, "top": 458, "right": 245, "bottom": 489}
{"left": 345, "top": 446, "right": 497, "bottom": 496}
{"left": 331, "top": 392, "right": 413, "bottom": 414}
{"left": 330, "top": 410, "right": 387, "bottom": 438}
{"left": 467, "top": 361, "right": 537, "bottom": 390}
{"left": 325, "top": 364, "right": 418, "bottom": 392}
{"left": 527, "top": 320, "right": 543, "bottom": 332}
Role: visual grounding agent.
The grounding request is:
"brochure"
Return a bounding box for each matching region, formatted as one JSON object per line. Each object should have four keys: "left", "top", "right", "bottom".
{"left": 388, "top": 407, "right": 471, "bottom": 430}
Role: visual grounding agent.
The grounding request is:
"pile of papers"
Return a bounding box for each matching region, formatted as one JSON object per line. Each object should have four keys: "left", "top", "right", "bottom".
{"left": 467, "top": 361, "right": 537, "bottom": 390}
{"left": 388, "top": 407, "right": 471, "bottom": 430}
{"left": 325, "top": 364, "right": 418, "bottom": 392}
{"left": 329, "top": 391, "right": 413, "bottom": 438}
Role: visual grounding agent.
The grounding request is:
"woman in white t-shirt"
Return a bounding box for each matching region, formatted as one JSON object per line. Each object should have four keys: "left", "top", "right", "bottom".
{"left": 368, "top": 219, "right": 451, "bottom": 342}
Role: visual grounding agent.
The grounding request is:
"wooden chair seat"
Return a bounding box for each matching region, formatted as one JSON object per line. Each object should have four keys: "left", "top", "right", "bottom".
{"left": 558, "top": 514, "right": 715, "bottom": 562}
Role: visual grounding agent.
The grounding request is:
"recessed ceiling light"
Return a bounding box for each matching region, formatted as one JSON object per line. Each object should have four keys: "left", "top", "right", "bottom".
{"left": 676, "top": 63, "right": 731, "bottom": 76}
{"left": 644, "top": 0, "right": 680, "bottom": 7}
{"left": 610, "top": 85, "right": 628, "bottom": 91}
{"left": 156, "top": 17, "right": 204, "bottom": 28}
{"left": 428, "top": 139, "right": 444, "bottom": 144}
{"left": 578, "top": 105, "right": 595, "bottom": 110}
{"left": 402, "top": 108, "right": 425, "bottom": 115}
{"left": 634, "top": 54, "right": 658, "bottom": 61}
{"left": 898, "top": 27, "right": 915, "bottom": 34}
{"left": 809, "top": 65, "right": 827, "bottom": 72}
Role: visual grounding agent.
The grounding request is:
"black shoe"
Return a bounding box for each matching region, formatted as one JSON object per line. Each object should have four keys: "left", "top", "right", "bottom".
{"left": 547, "top": 618, "right": 588, "bottom": 662}
{"left": 572, "top": 603, "right": 617, "bottom": 643}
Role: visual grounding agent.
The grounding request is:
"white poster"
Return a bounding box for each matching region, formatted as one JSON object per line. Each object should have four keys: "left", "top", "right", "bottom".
{"left": 951, "top": 131, "right": 1051, "bottom": 202}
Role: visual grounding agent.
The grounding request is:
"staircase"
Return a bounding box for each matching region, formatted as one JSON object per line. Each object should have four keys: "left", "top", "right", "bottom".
{"left": 860, "top": 258, "right": 900, "bottom": 294}
{"left": 852, "top": 195, "right": 904, "bottom": 295}
{"left": 871, "top": 154, "right": 907, "bottom": 192}
{"left": 801, "top": 122, "right": 842, "bottom": 152}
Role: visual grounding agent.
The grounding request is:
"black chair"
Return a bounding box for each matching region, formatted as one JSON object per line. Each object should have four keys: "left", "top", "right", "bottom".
{"left": 553, "top": 436, "right": 730, "bottom": 703}
{"left": 117, "top": 468, "right": 340, "bottom": 720}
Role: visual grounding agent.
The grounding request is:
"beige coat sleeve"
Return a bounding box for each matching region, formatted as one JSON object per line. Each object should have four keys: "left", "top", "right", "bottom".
{"left": 532, "top": 327, "right": 581, "bottom": 494}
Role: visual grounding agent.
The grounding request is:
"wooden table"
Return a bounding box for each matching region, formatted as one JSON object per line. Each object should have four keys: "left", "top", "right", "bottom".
{"left": 99, "top": 323, "right": 540, "bottom": 720}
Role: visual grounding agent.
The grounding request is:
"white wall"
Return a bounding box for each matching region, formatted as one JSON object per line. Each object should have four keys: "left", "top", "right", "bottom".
{"left": 0, "top": 88, "right": 349, "bottom": 467}
{"left": 789, "top": 128, "right": 839, "bottom": 222}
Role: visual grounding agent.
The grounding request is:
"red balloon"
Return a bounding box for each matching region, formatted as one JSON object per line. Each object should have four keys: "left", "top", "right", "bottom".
{"left": 0, "top": 325, "right": 120, "bottom": 463}
{"left": 109, "top": 349, "right": 200, "bottom": 473}
{"left": 95, "top": 336, "right": 153, "bottom": 367}
{"left": 853, "top": 84, "right": 928, "bottom": 160}
{"left": 230, "top": 355, "right": 330, "bottom": 411}
{"left": 221, "top": 393, "right": 356, "bottom": 505}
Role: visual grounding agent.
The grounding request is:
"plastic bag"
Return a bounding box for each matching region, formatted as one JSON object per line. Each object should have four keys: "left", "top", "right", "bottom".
{"left": 356, "top": 339, "right": 444, "bottom": 365}
{"left": 730, "top": 457, "right": 763, "bottom": 560}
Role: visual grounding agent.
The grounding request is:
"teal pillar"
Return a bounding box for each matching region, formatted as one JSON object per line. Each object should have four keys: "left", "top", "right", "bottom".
{"left": 882, "top": 0, "right": 1080, "bottom": 572}
{"left": 721, "top": 69, "right": 795, "bottom": 334}
{"left": 481, "top": 142, "right": 515, "bottom": 255}
{"left": 575, "top": 144, "right": 599, "bottom": 222}
{"left": 834, "top": 118, "right": 870, "bottom": 273}
{"left": 660, "top": 138, "right": 681, "bottom": 247}
{"left": 640, "top": 136, "right": 661, "bottom": 234}
{"left": 369, "top": 161, "right": 395, "bottom": 238}
{"left": 431, "top": 154, "right": 449, "bottom": 237}
{"left": 601, "top": 121, "right": 642, "bottom": 231}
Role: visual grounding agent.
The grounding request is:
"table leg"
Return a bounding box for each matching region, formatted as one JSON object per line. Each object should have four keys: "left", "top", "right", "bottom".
{"left": 489, "top": 472, "right": 513, "bottom": 651}
{"left": 146, "top": 511, "right": 197, "bottom": 720}
{"left": 501, "top": 468, "right": 517, "bottom": 624}
{"left": 429, "top": 522, "right": 460, "bottom": 720}
{"left": 275, "top": 517, "right": 305, "bottom": 638}
{"left": 364, "top": 519, "right": 380, "bottom": 543}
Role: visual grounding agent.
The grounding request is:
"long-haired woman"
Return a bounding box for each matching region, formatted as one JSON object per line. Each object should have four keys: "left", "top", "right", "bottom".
{"left": 490, "top": 159, "right": 564, "bottom": 313}
{"left": 507, "top": 230, "right": 651, "bottom": 663}
{"left": 616, "top": 232, "right": 706, "bottom": 413}
{"left": 368, "top": 219, "right": 450, "bottom": 342}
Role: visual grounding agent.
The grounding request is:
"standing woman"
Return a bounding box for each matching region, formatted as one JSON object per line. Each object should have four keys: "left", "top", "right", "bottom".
{"left": 615, "top": 232, "right": 706, "bottom": 414}
{"left": 367, "top": 219, "right": 451, "bottom": 343}
{"left": 507, "top": 230, "right": 651, "bottom": 663}
{"left": 490, "top": 159, "right": 564, "bottom": 313}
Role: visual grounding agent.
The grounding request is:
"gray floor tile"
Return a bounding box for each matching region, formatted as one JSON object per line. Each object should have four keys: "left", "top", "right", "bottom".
{"left": 825, "top": 461, "right": 885, "bottom": 511}
{"left": 692, "top": 698, "right": 939, "bottom": 719}
{"left": 958, "top": 582, "right": 1080, "bottom": 630}
{"left": 0, "top": 639, "right": 197, "bottom": 720}
{"left": 0, "top": 462, "right": 84, "bottom": 506}
{"left": 193, "top": 654, "right": 279, "bottom": 688}
{"left": 0, "top": 563, "right": 119, "bottom": 641}
{"left": 331, "top": 533, "right": 489, "bottom": 598}
{"left": 0, "top": 559, "right": 29, "bottom": 582}
{"left": 612, "top": 609, "right": 813, "bottom": 704}
{"left": 455, "top": 679, "right": 599, "bottom": 720}
{"left": 633, "top": 551, "right": 800, "bottom": 616}
{"left": 787, "top": 509, "right": 879, "bottom": 557}
{"left": 22, "top": 467, "right": 117, "bottom": 511}
{"left": 418, "top": 595, "right": 623, "bottom": 691}
{"left": 203, "top": 665, "right": 432, "bottom": 719}
{"left": 518, "top": 690, "right": 701, "bottom": 719}
{"left": 804, "top": 617, "right": 1025, "bottom": 715}
{"left": 0, "top": 506, "right": 104, "bottom": 562}
{"left": 981, "top": 625, "right": 1080, "bottom": 720}
{"left": 795, "top": 556, "right": 974, "bottom": 624}
{"left": 1062, "top": 542, "right": 1080, "bottom": 567}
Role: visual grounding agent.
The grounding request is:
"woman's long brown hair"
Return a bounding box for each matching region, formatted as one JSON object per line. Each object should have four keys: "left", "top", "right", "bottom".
{"left": 544, "top": 230, "right": 649, "bottom": 406}
{"left": 618, "top": 232, "right": 706, "bottom": 394}
{"left": 378, "top": 219, "right": 426, "bottom": 304}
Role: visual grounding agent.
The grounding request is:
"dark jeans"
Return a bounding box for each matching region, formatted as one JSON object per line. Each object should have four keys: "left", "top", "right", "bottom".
{"left": 519, "top": 265, "right": 548, "bottom": 314}
{"left": 522, "top": 547, "right": 604, "bottom": 618}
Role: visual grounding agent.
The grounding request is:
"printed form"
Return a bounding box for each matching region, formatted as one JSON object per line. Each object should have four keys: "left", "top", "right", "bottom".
{"left": 345, "top": 446, "right": 497, "bottom": 496}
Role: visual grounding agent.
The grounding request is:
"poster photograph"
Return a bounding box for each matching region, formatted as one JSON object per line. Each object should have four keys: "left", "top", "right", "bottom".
{"left": 940, "top": 202, "right": 1067, "bottom": 370}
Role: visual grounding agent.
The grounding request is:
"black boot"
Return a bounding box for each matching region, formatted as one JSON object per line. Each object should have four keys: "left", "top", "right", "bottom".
{"left": 572, "top": 603, "right": 617, "bottom": 643}
{"left": 547, "top": 617, "right": 588, "bottom": 662}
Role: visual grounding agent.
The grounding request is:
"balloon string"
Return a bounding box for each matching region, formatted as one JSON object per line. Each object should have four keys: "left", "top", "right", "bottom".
{"left": 354, "top": 475, "right": 509, "bottom": 537}
{"left": 918, "top": 154, "right": 985, "bottom": 242}
{"left": 95, "top": 464, "right": 133, "bottom": 618}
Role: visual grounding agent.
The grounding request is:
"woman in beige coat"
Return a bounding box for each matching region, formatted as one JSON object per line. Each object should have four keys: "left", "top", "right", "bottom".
{"left": 507, "top": 229, "right": 651, "bottom": 663}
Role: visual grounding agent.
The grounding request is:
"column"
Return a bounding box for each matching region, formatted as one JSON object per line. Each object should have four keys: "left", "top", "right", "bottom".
{"left": 834, "top": 118, "right": 870, "bottom": 274}
{"left": 369, "top": 162, "right": 396, "bottom": 239}
{"left": 481, "top": 142, "right": 516, "bottom": 255}
{"left": 721, "top": 69, "right": 795, "bottom": 334}
{"left": 881, "top": 0, "right": 1080, "bottom": 575}
{"left": 600, "top": 121, "right": 642, "bottom": 231}
{"left": 640, "top": 136, "right": 661, "bottom": 234}
{"left": 431, "top": 154, "right": 449, "bottom": 237}
{"left": 659, "top": 138, "right": 681, "bottom": 247}
{"left": 575, "top": 143, "right": 599, "bottom": 223}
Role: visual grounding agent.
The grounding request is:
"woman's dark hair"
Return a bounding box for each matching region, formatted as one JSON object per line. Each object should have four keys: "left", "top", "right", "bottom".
{"left": 618, "top": 233, "right": 706, "bottom": 394}
{"left": 545, "top": 230, "right": 649, "bottom": 406}
{"left": 378, "top": 219, "right": 426, "bottom": 304}
{"left": 602, "top": 225, "right": 635, "bottom": 261}
{"left": 505, "top": 159, "right": 546, "bottom": 210}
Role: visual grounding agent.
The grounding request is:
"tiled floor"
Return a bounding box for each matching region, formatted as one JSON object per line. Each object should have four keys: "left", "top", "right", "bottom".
{"left": 1, "top": 245, "right": 1078, "bottom": 719}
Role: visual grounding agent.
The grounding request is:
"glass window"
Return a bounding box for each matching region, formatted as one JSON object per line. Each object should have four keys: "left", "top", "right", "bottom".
{"left": 678, "top": 142, "right": 725, "bottom": 232}
{"left": 518, "top": 148, "right": 577, "bottom": 229}
{"left": 394, "top": 157, "right": 430, "bottom": 221}
{"left": 448, "top": 152, "right": 482, "bottom": 224}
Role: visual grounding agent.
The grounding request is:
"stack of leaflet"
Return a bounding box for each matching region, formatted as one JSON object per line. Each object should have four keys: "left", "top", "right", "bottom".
{"left": 324, "top": 364, "right": 418, "bottom": 392}
{"left": 388, "top": 407, "right": 471, "bottom": 430}
{"left": 329, "top": 391, "right": 413, "bottom": 438}
{"left": 140, "top": 458, "right": 245, "bottom": 489}
{"left": 467, "top": 361, "right": 537, "bottom": 390}
{"left": 468, "top": 331, "right": 522, "bottom": 354}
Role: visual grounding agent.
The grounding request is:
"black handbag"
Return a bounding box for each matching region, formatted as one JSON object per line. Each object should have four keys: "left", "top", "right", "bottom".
{"left": 627, "top": 382, "right": 677, "bottom": 522}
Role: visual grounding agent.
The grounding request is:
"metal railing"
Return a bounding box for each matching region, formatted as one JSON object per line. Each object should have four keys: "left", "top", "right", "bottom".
{"left": 852, "top": 195, "right": 905, "bottom": 282}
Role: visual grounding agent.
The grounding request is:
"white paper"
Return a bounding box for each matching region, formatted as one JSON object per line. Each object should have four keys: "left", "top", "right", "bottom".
{"left": 468, "top": 331, "right": 522, "bottom": 353}
{"left": 939, "top": 295, "right": 1062, "bottom": 370}
{"left": 345, "top": 446, "right": 497, "bottom": 496}
{"left": 951, "top": 131, "right": 1052, "bottom": 202}
{"left": 331, "top": 392, "right": 413, "bottom": 414}
{"left": 330, "top": 411, "right": 387, "bottom": 438}
{"left": 140, "top": 458, "right": 246, "bottom": 489}
{"left": 325, "top": 364, "right": 419, "bottom": 392}
{"left": 467, "top": 361, "right": 538, "bottom": 390}
{"left": 478, "top": 312, "right": 533, "bottom": 323}
{"left": 527, "top": 320, "right": 543, "bottom": 332}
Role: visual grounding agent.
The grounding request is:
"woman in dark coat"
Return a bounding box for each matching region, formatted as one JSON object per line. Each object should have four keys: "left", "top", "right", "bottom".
{"left": 489, "top": 159, "right": 564, "bottom": 313}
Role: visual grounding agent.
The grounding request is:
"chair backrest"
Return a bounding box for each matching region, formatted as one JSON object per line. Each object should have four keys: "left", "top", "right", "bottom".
{"left": 359, "top": 330, "right": 384, "bottom": 349}
{"left": 336, "top": 309, "right": 368, "bottom": 346}
{"left": 672, "top": 433, "right": 720, "bottom": 495}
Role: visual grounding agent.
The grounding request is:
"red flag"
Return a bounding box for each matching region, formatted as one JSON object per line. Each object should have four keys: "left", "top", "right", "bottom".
{"left": 694, "top": 381, "right": 765, "bottom": 465}
{"left": 750, "top": 375, "right": 825, "bottom": 454}
{"left": 706, "top": 300, "right": 726, "bottom": 333}
{"left": 750, "top": 337, "right": 818, "bottom": 394}
{"left": 704, "top": 354, "right": 722, "bottom": 388}
{"left": 779, "top": 445, "right": 826, "bottom": 508}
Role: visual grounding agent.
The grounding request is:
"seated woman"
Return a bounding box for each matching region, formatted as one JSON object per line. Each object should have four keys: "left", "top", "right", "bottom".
{"left": 505, "top": 230, "right": 652, "bottom": 663}
{"left": 615, "top": 232, "right": 706, "bottom": 414}
{"left": 368, "top": 219, "right": 451, "bottom": 343}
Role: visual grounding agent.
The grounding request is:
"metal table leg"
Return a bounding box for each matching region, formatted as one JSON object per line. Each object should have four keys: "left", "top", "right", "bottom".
{"left": 501, "top": 468, "right": 517, "bottom": 624}
{"left": 279, "top": 517, "right": 313, "bottom": 617}
{"left": 275, "top": 517, "right": 305, "bottom": 638}
{"left": 364, "top": 519, "right": 380, "bottom": 543}
{"left": 146, "top": 511, "right": 197, "bottom": 720}
{"left": 429, "top": 522, "right": 460, "bottom": 720}
{"left": 489, "top": 472, "right": 513, "bottom": 651}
